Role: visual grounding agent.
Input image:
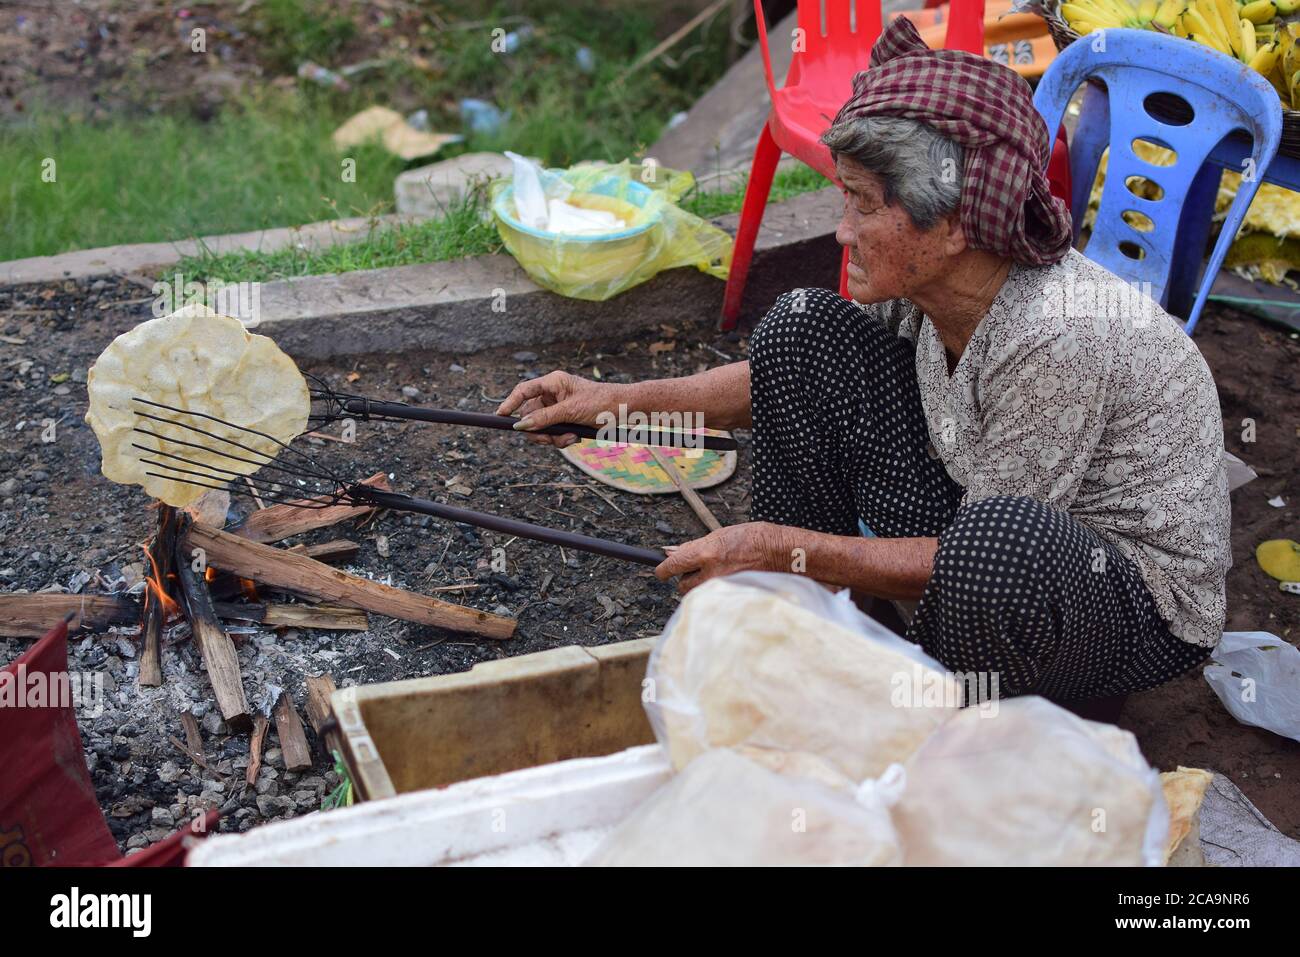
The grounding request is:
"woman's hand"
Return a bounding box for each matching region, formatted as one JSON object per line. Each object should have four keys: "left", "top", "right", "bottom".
{"left": 495, "top": 370, "right": 626, "bottom": 448}
{"left": 654, "top": 522, "right": 794, "bottom": 594}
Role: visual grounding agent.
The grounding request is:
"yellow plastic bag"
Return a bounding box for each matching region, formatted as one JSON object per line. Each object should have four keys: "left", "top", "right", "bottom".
{"left": 489, "top": 159, "right": 733, "bottom": 301}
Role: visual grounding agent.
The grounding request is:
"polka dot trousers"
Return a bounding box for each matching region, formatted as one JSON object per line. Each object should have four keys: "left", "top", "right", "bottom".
{"left": 749, "top": 288, "right": 1210, "bottom": 701}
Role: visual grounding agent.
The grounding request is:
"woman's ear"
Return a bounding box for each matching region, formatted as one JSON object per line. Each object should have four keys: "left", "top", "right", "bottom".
{"left": 940, "top": 210, "right": 967, "bottom": 257}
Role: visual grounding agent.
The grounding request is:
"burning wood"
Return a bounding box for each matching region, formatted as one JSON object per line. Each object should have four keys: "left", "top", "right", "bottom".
{"left": 0, "top": 594, "right": 138, "bottom": 638}
{"left": 138, "top": 504, "right": 181, "bottom": 687}
{"left": 173, "top": 514, "right": 252, "bottom": 731}
{"left": 184, "top": 522, "right": 517, "bottom": 640}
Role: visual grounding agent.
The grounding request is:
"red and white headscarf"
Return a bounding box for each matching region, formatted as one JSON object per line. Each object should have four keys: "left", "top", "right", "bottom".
{"left": 829, "top": 16, "right": 1072, "bottom": 267}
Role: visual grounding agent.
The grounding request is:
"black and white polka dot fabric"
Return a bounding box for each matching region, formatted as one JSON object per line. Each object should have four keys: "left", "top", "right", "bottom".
{"left": 749, "top": 287, "right": 1210, "bottom": 701}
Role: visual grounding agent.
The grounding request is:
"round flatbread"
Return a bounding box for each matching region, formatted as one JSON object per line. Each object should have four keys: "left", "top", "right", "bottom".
{"left": 85, "top": 304, "right": 310, "bottom": 508}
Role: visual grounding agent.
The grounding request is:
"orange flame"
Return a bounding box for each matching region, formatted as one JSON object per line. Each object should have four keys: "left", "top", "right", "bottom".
{"left": 239, "top": 577, "right": 259, "bottom": 602}
{"left": 141, "top": 541, "right": 180, "bottom": 620}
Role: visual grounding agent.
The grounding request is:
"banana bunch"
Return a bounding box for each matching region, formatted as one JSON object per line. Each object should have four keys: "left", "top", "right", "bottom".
{"left": 1059, "top": 0, "right": 1300, "bottom": 104}
{"left": 1269, "top": 21, "right": 1300, "bottom": 107}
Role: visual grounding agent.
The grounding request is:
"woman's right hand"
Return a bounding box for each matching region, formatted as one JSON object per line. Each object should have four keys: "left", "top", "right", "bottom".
{"left": 495, "top": 370, "right": 626, "bottom": 447}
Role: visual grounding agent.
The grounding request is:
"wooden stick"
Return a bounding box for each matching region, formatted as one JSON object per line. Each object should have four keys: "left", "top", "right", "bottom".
{"left": 170, "top": 735, "right": 210, "bottom": 770}
{"left": 649, "top": 447, "right": 722, "bottom": 532}
{"left": 247, "top": 714, "right": 270, "bottom": 786}
{"left": 619, "top": 0, "right": 731, "bottom": 80}
{"left": 0, "top": 594, "right": 138, "bottom": 638}
{"left": 138, "top": 504, "right": 180, "bottom": 687}
{"left": 213, "top": 601, "right": 370, "bottom": 632}
{"left": 285, "top": 539, "right": 360, "bottom": 564}
{"left": 184, "top": 522, "right": 516, "bottom": 640}
{"left": 305, "top": 673, "right": 341, "bottom": 756}
{"left": 174, "top": 522, "right": 252, "bottom": 731}
{"left": 233, "top": 471, "right": 391, "bottom": 544}
{"left": 180, "top": 712, "right": 205, "bottom": 759}
{"left": 274, "top": 693, "right": 314, "bottom": 772}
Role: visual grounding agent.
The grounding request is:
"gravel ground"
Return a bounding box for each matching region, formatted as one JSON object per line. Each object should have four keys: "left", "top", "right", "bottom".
{"left": 1, "top": 273, "right": 1297, "bottom": 852}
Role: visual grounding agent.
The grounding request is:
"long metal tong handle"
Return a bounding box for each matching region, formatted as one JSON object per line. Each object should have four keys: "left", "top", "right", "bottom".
{"left": 334, "top": 397, "right": 739, "bottom": 452}
{"left": 351, "top": 486, "right": 667, "bottom": 567}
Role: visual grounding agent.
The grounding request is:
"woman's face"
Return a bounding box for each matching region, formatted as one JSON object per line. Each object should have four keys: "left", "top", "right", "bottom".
{"left": 834, "top": 154, "right": 960, "bottom": 304}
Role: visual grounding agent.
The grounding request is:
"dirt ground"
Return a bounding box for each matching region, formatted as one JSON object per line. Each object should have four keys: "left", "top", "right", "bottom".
{"left": 0, "top": 274, "right": 1297, "bottom": 849}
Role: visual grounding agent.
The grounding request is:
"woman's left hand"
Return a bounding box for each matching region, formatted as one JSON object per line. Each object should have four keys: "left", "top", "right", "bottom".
{"left": 654, "top": 522, "right": 793, "bottom": 594}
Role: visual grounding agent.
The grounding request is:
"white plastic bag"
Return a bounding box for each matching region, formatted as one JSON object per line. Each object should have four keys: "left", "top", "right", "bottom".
{"left": 1204, "top": 631, "right": 1300, "bottom": 743}
{"left": 644, "top": 572, "right": 961, "bottom": 781}
{"left": 892, "top": 697, "right": 1168, "bottom": 866}
{"left": 503, "top": 151, "right": 550, "bottom": 230}
{"left": 584, "top": 748, "right": 904, "bottom": 866}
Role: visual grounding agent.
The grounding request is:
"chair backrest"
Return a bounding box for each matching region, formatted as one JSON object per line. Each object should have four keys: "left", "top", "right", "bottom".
{"left": 755, "top": 0, "right": 987, "bottom": 101}
{"left": 1034, "top": 29, "right": 1281, "bottom": 328}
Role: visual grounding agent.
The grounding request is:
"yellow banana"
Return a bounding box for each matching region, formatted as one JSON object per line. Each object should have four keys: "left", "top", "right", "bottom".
{"left": 1153, "top": 0, "right": 1188, "bottom": 27}
{"left": 1212, "top": 0, "right": 1244, "bottom": 53}
{"left": 1173, "top": 12, "right": 1191, "bottom": 34}
{"left": 1277, "top": 0, "right": 1300, "bottom": 14}
{"left": 1062, "top": 1, "right": 1125, "bottom": 27}
{"left": 1186, "top": 8, "right": 1231, "bottom": 49}
{"left": 1189, "top": 29, "right": 1232, "bottom": 54}
{"left": 1203, "top": 0, "right": 1239, "bottom": 49}
{"left": 1249, "top": 39, "right": 1281, "bottom": 73}
{"left": 1138, "top": 0, "right": 1159, "bottom": 19}
{"left": 1243, "top": 19, "right": 1258, "bottom": 60}
{"left": 1291, "top": 69, "right": 1300, "bottom": 108}
{"left": 1239, "top": 0, "right": 1278, "bottom": 22}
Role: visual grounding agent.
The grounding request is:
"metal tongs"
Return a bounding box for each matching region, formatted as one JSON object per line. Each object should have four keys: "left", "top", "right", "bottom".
{"left": 306, "top": 375, "right": 739, "bottom": 453}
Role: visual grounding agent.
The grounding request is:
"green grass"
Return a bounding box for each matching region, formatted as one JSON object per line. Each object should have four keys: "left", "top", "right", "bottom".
{"left": 179, "top": 161, "right": 832, "bottom": 285}
{"left": 178, "top": 185, "right": 503, "bottom": 284}
{"left": 0, "top": 1, "right": 812, "bottom": 263}
{"left": 680, "top": 163, "right": 832, "bottom": 219}
{"left": 1, "top": 93, "right": 406, "bottom": 260}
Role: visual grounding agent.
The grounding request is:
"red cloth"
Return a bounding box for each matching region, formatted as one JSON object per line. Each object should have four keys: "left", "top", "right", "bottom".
{"left": 829, "top": 16, "right": 1072, "bottom": 267}
{"left": 1, "top": 618, "right": 217, "bottom": 867}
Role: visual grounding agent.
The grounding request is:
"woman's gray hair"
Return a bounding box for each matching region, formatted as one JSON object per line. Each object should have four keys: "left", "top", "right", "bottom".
{"left": 821, "top": 115, "right": 963, "bottom": 230}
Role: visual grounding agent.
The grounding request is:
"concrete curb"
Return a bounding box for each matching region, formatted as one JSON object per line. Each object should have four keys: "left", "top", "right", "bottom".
{"left": 0, "top": 213, "right": 421, "bottom": 286}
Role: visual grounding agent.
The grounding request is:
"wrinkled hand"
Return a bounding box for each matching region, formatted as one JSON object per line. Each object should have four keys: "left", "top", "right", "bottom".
{"left": 654, "top": 522, "right": 793, "bottom": 594}
{"left": 495, "top": 370, "right": 624, "bottom": 448}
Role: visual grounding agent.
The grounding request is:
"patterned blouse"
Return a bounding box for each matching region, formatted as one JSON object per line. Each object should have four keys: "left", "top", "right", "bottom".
{"left": 876, "top": 248, "right": 1230, "bottom": 648}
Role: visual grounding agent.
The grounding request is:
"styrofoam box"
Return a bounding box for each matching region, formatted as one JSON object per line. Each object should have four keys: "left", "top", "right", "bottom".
{"left": 188, "top": 744, "right": 669, "bottom": 867}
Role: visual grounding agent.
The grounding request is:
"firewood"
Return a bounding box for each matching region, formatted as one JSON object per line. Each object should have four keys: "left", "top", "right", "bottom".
{"left": 247, "top": 714, "right": 270, "bottom": 787}
{"left": 180, "top": 712, "right": 205, "bottom": 759}
{"left": 0, "top": 594, "right": 137, "bottom": 638}
{"left": 212, "top": 601, "right": 370, "bottom": 631}
{"left": 232, "top": 472, "right": 391, "bottom": 544}
{"left": 174, "top": 521, "right": 252, "bottom": 731}
{"left": 139, "top": 504, "right": 180, "bottom": 687}
{"left": 274, "top": 692, "right": 314, "bottom": 772}
{"left": 305, "top": 674, "right": 341, "bottom": 755}
{"left": 286, "top": 539, "right": 360, "bottom": 564}
{"left": 183, "top": 489, "right": 231, "bottom": 528}
{"left": 184, "top": 522, "right": 516, "bottom": 640}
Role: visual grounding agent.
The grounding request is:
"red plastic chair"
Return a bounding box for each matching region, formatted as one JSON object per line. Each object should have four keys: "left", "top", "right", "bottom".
{"left": 720, "top": 0, "right": 987, "bottom": 331}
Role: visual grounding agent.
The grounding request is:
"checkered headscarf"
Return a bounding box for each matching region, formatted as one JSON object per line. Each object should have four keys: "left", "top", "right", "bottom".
{"left": 829, "top": 16, "right": 1072, "bottom": 266}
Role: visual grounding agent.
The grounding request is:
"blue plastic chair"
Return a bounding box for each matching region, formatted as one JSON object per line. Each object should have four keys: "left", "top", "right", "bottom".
{"left": 1033, "top": 29, "right": 1282, "bottom": 335}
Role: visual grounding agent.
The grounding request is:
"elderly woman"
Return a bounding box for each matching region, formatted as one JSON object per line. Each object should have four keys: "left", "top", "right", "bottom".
{"left": 497, "top": 18, "right": 1229, "bottom": 701}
